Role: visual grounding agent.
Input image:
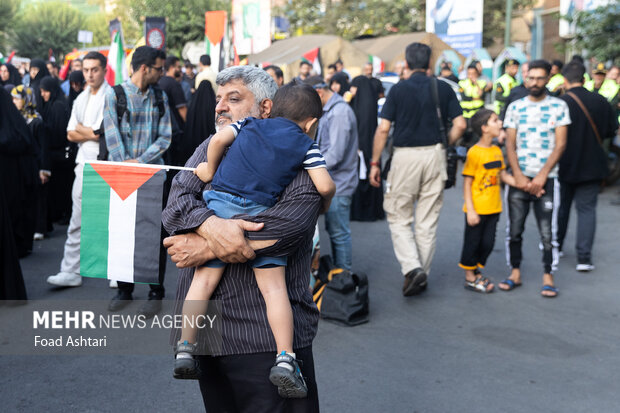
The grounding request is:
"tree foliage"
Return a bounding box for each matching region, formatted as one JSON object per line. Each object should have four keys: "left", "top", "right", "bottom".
{"left": 570, "top": 2, "right": 620, "bottom": 64}
{"left": 281, "top": 0, "right": 424, "bottom": 39}
{"left": 0, "top": 0, "right": 21, "bottom": 53}
{"left": 11, "top": 2, "right": 84, "bottom": 58}
{"left": 84, "top": 12, "right": 112, "bottom": 47}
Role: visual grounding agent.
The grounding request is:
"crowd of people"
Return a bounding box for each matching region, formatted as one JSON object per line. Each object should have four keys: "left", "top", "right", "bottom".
{"left": 1, "top": 40, "right": 619, "bottom": 409}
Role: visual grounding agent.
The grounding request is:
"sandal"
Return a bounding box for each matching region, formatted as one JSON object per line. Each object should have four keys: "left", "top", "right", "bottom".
{"left": 541, "top": 285, "right": 559, "bottom": 298}
{"left": 498, "top": 279, "right": 522, "bottom": 291}
{"left": 464, "top": 275, "right": 494, "bottom": 293}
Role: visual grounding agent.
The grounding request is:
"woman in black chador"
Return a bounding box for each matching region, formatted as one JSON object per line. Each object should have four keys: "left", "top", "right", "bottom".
{"left": 0, "top": 86, "right": 34, "bottom": 299}
{"left": 350, "top": 75, "right": 384, "bottom": 221}
{"left": 39, "top": 76, "right": 74, "bottom": 225}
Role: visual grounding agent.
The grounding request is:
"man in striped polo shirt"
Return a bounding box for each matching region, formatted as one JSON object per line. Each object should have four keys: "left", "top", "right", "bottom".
{"left": 162, "top": 66, "right": 321, "bottom": 411}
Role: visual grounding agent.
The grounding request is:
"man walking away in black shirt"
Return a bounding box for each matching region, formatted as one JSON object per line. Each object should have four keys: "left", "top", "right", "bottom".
{"left": 369, "top": 42, "right": 466, "bottom": 296}
{"left": 557, "top": 61, "right": 619, "bottom": 272}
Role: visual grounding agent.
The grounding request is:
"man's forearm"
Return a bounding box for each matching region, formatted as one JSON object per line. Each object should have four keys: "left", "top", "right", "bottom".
{"left": 538, "top": 129, "right": 567, "bottom": 177}
{"left": 68, "top": 125, "right": 97, "bottom": 143}
{"left": 448, "top": 116, "right": 466, "bottom": 145}
{"left": 371, "top": 125, "right": 389, "bottom": 162}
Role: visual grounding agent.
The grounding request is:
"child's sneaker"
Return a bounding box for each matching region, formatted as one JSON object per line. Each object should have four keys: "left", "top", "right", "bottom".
{"left": 173, "top": 340, "right": 200, "bottom": 380}
{"left": 269, "top": 351, "right": 308, "bottom": 398}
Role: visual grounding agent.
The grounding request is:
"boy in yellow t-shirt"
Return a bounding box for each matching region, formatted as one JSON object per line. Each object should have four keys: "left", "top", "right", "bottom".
{"left": 459, "top": 109, "right": 516, "bottom": 293}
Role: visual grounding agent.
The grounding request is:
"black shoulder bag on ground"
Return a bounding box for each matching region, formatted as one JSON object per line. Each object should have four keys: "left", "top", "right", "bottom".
{"left": 430, "top": 77, "right": 458, "bottom": 189}
{"left": 312, "top": 255, "right": 369, "bottom": 326}
{"left": 97, "top": 85, "right": 165, "bottom": 161}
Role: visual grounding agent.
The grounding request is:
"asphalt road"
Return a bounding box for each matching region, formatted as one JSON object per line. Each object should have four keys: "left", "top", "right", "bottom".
{"left": 2, "top": 180, "right": 620, "bottom": 413}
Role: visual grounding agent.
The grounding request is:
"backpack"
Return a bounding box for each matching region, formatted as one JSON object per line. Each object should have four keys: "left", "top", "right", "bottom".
{"left": 97, "top": 84, "right": 166, "bottom": 161}
{"left": 312, "top": 255, "right": 369, "bottom": 326}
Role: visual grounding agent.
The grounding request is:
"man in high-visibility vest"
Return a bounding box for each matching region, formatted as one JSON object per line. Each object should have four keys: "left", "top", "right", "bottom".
{"left": 585, "top": 63, "right": 620, "bottom": 104}
{"left": 586, "top": 63, "right": 620, "bottom": 124}
{"left": 494, "top": 59, "right": 519, "bottom": 114}
{"left": 459, "top": 63, "right": 487, "bottom": 119}
{"left": 546, "top": 59, "right": 565, "bottom": 96}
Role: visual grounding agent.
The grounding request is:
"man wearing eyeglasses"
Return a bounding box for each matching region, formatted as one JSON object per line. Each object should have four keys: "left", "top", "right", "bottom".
{"left": 103, "top": 46, "right": 172, "bottom": 315}
{"left": 500, "top": 60, "right": 571, "bottom": 298}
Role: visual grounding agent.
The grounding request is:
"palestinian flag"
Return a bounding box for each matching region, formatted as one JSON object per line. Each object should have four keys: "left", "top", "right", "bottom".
{"left": 80, "top": 162, "right": 165, "bottom": 284}
{"left": 106, "top": 30, "right": 127, "bottom": 86}
{"left": 370, "top": 55, "right": 384, "bottom": 76}
{"left": 302, "top": 48, "right": 321, "bottom": 75}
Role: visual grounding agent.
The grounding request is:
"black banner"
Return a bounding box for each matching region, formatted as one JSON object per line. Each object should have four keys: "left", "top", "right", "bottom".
{"left": 145, "top": 17, "right": 166, "bottom": 50}
{"left": 109, "top": 18, "right": 122, "bottom": 43}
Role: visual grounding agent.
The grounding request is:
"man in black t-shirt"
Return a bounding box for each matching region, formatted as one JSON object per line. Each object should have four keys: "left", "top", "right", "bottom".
{"left": 158, "top": 55, "right": 187, "bottom": 130}
{"left": 557, "top": 61, "right": 618, "bottom": 272}
{"left": 158, "top": 55, "right": 188, "bottom": 166}
{"left": 369, "top": 42, "right": 466, "bottom": 297}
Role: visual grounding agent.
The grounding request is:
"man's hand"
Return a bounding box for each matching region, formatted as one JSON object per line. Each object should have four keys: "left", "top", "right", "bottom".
{"left": 39, "top": 171, "right": 50, "bottom": 184}
{"left": 528, "top": 172, "right": 548, "bottom": 197}
{"left": 369, "top": 165, "right": 381, "bottom": 187}
{"left": 124, "top": 159, "right": 139, "bottom": 163}
{"left": 163, "top": 233, "right": 214, "bottom": 268}
{"left": 197, "top": 216, "right": 264, "bottom": 263}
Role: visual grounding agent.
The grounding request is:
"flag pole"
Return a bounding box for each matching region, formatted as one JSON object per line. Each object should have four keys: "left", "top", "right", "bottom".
{"left": 83, "top": 160, "right": 196, "bottom": 172}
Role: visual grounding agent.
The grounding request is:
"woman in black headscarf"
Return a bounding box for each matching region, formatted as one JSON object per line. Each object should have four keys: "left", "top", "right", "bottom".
{"left": 12, "top": 84, "right": 52, "bottom": 238}
{"left": 0, "top": 86, "right": 38, "bottom": 265}
{"left": 39, "top": 76, "right": 74, "bottom": 225}
{"left": 329, "top": 72, "right": 350, "bottom": 96}
{"left": 1, "top": 63, "right": 22, "bottom": 88}
{"left": 28, "top": 58, "right": 50, "bottom": 109}
{"left": 183, "top": 80, "right": 216, "bottom": 164}
{"left": 67, "top": 70, "right": 85, "bottom": 110}
{"left": 349, "top": 75, "right": 384, "bottom": 221}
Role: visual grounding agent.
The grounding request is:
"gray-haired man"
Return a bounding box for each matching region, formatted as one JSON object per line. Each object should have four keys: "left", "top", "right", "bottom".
{"left": 162, "top": 66, "right": 321, "bottom": 411}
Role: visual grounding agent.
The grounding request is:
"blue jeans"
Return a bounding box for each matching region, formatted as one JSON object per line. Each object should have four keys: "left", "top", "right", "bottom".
{"left": 202, "top": 190, "right": 287, "bottom": 268}
{"left": 325, "top": 195, "right": 352, "bottom": 270}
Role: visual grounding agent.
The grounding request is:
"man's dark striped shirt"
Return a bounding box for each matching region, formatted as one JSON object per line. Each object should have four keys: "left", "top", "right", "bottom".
{"left": 162, "top": 137, "right": 321, "bottom": 356}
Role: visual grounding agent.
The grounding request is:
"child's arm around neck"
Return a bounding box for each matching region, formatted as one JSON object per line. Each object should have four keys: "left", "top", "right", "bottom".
{"left": 194, "top": 125, "right": 237, "bottom": 183}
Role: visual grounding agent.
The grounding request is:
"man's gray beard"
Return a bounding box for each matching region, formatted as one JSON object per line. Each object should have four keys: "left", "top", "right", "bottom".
{"left": 214, "top": 106, "right": 261, "bottom": 132}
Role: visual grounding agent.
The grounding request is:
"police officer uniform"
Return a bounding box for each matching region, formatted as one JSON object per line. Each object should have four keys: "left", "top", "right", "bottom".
{"left": 494, "top": 59, "right": 519, "bottom": 114}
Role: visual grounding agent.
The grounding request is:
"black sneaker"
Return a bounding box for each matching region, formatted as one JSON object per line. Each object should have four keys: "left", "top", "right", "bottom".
{"left": 173, "top": 341, "right": 200, "bottom": 380}
{"left": 108, "top": 292, "right": 132, "bottom": 311}
{"left": 269, "top": 351, "right": 308, "bottom": 398}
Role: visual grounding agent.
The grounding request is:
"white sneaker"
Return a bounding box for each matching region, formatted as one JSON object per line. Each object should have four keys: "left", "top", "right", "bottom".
{"left": 33, "top": 232, "right": 44, "bottom": 241}
{"left": 576, "top": 263, "right": 594, "bottom": 272}
{"left": 47, "top": 272, "right": 82, "bottom": 287}
{"left": 109, "top": 279, "right": 118, "bottom": 288}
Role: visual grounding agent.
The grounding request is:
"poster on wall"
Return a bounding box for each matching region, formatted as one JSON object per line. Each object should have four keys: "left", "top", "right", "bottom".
{"left": 232, "top": 0, "right": 271, "bottom": 55}
{"left": 425, "top": 0, "right": 483, "bottom": 57}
